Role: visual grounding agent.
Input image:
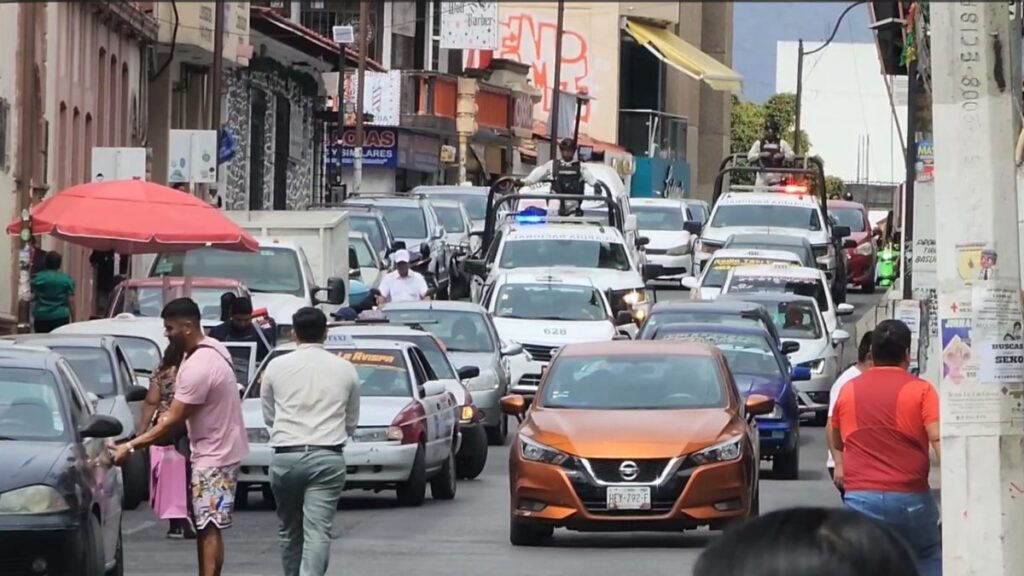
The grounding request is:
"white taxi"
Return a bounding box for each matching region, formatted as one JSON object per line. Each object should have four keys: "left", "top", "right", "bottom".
{"left": 720, "top": 264, "right": 854, "bottom": 335}
{"left": 482, "top": 271, "right": 622, "bottom": 394}
{"left": 697, "top": 191, "right": 841, "bottom": 283}
{"left": 683, "top": 248, "right": 803, "bottom": 301}
{"left": 629, "top": 197, "right": 700, "bottom": 281}
{"left": 241, "top": 335, "right": 459, "bottom": 507}
{"left": 472, "top": 221, "right": 649, "bottom": 322}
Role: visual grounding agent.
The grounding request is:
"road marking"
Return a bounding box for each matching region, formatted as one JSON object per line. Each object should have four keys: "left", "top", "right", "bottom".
{"left": 124, "top": 520, "right": 156, "bottom": 535}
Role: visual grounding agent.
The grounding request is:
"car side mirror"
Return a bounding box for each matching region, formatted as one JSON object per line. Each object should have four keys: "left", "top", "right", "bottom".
{"left": 419, "top": 242, "right": 431, "bottom": 258}
{"left": 680, "top": 276, "right": 699, "bottom": 290}
{"left": 433, "top": 225, "right": 445, "bottom": 240}
{"left": 422, "top": 380, "right": 446, "bottom": 397}
{"left": 832, "top": 225, "right": 851, "bottom": 240}
{"left": 836, "top": 303, "right": 855, "bottom": 316}
{"left": 615, "top": 310, "right": 634, "bottom": 326}
{"left": 86, "top": 392, "right": 100, "bottom": 411}
{"left": 780, "top": 340, "right": 800, "bottom": 355}
{"left": 125, "top": 385, "right": 148, "bottom": 403}
{"left": 832, "top": 329, "right": 851, "bottom": 345}
{"left": 683, "top": 221, "right": 702, "bottom": 235}
{"left": 349, "top": 267, "right": 362, "bottom": 279}
{"left": 464, "top": 259, "right": 490, "bottom": 278}
{"left": 635, "top": 236, "right": 651, "bottom": 249}
{"left": 744, "top": 394, "right": 775, "bottom": 416}
{"left": 791, "top": 367, "right": 812, "bottom": 381}
{"left": 457, "top": 365, "right": 480, "bottom": 380}
{"left": 843, "top": 238, "right": 858, "bottom": 249}
{"left": 643, "top": 263, "right": 666, "bottom": 281}
{"left": 500, "top": 342, "right": 523, "bottom": 357}
{"left": 318, "top": 277, "right": 346, "bottom": 305}
{"left": 79, "top": 414, "right": 123, "bottom": 439}
{"left": 500, "top": 394, "right": 529, "bottom": 417}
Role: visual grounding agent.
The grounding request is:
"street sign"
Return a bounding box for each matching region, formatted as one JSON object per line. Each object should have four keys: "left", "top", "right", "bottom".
{"left": 168, "top": 130, "right": 218, "bottom": 184}
{"left": 91, "top": 147, "right": 147, "bottom": 182}
{"left": 332, "top": 25, "right": 355, "bottom": 44}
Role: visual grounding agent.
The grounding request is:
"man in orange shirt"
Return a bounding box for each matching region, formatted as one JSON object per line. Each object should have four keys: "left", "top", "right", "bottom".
{"left": 829, "top": 319, "right": 941, "bottom": 576}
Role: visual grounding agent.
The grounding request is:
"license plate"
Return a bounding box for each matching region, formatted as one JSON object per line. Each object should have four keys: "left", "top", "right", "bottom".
{"left": 606, "top": 486, "right": 651, "bottom": 510}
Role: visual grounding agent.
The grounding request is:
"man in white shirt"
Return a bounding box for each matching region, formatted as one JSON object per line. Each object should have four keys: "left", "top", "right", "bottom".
{"left": 825, "top": 330, "right": 873, "bottom": 495}
{"left": 378, "top": 249, "right": 430, "bottom": 304}
{"left": 261, "top": 307, "right": 360, "bottom": 576}
{"left": 746, "top": 118, "right": 795, "bottom": 187}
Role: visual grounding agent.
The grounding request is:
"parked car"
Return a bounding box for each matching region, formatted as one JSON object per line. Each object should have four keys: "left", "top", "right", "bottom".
{"left": 0, "top": 345, "right": 125, "bottom": 575}
{"left": 629, "top": 197, "right": 700, "bottom": 282}
{"left": 411, "top": 185, "right": 492, "bottom": 233}
{"left": 828, "top": 199, "right": 877, "bottom": 292}
{"left": 107, "top": 276, "right": 250, "bottom": 324}
{"left": 244, "top": 337, "right": 458, "bottom": 506}
{"left": 501, "top": 340, "right": 772, "bottom": 545}
{"left": 5, "top": 334, "right": 149, "bottom": 510}
{"left": 53, "top": 315, "right": 166, "bottom": 388}
{"left": 381, "top": 301, "right": 518, "bottom": 445}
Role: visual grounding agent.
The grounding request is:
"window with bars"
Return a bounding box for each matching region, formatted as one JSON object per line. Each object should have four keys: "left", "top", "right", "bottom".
{"left": 298, "top": 0, "right": 381, "bottom": 61}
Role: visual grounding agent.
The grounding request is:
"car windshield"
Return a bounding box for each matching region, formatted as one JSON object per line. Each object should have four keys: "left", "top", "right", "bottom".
{"left": 711, "top": 204, "right": 821, "bottom": 231}
{"left": 114, "top": 337, "right": 162, "bottom": 374}
{"left": 727, "top": 275, "right": 828, "bottom": 311}
{"left": 433, "top": 205, "right": 466, "bottom": 233}
{"left": 641, "top": 311, "right": 764, "bottom": 338}
{"left": 703, "top": 257, "right": 799, "bottom": 288}
{"left": 760, "top": 300, "right": 824, "bottom": 339}
{"left": 541, "top": 355, "right": 725, "bottom": 410}
{"left": 633, "top": 205, "right": 685, "bottom": 231}
{"left": 350, "top": 216, "right": 387, "bottom": 254}
{"left": 494, "top": 283, "right": 607, "bottom": 321}
{"left": 653, "top": 331, "right": 782, "bottom": 376}
{"left": 0, "top": 369, "right": 67, "bottom": 441}
{"left": 429, "top": 192, "right": 487, "bottom": 221}
{"left": 499, "top": 239, "right": 631, "bottom": 271}
{"left": 351, "top": 334, "right": 456, "bottom": 379}
{"left": 379, "top": 206, "right": 427, "bottom": 239}
{"left": 114, "top": 286, "right": 233, "bottom": 321}
{"left": 350, "top": 238, "right": 375, "bottom": 268}
{"left": 151, "top": 247, "right": 304, "bottom": 297}
{"left": 250, "top": 348, "right": 412, "bottom": 398}
{"left": 51, "top": 347, "right": 116, "bottom": 397}
{"left": 830, "top": 207, "right": 867, "bottom": 232}
{"left": 727, "top": 241, "right": 814, "bottom": 267}
{"left": 687, "top": 203, "right": 708, "bottom": 222}
{"left": 382, "top": 310, "right": 495, "bottom": 353}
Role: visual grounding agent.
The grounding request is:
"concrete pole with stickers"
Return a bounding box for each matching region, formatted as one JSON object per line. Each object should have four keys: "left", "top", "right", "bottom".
{"left": 930, "top": 2, "right": 1024, "bottom": 573}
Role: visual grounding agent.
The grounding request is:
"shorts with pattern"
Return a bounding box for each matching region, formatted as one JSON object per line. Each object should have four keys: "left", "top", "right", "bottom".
{"left": 190, "top": 465, "right": 239, "bottom": 530}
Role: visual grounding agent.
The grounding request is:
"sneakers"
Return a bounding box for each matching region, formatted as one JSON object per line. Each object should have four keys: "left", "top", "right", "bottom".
{"left": 166, "top": 519, "right": 197, "bottom": 540}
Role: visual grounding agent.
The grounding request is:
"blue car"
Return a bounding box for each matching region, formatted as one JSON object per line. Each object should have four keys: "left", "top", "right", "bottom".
{"left": 645, "top": 323, "right": 809, "bottom": 480}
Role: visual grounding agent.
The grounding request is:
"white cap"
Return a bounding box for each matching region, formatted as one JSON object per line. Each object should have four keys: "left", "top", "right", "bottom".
{"left": 394, "top": 249, "right": 411, "bottom": 264}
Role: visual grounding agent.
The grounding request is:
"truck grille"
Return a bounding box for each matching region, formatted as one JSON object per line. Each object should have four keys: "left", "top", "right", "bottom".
{"left": 569, "top": 474, "right": 690, "bottom": 516}
{"left": 517, "top": 373, "right": 542, "bottom": 389}
{"left": 522, "top": 343, "right": 557, "bottom": 362}
{"left": 585, "top": 458, "right": 672, "bottom": 483}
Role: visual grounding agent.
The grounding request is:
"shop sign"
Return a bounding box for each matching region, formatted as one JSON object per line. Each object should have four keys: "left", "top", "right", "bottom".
{"left": 440, "top": 145, "right": 458, "bottom": 164}
{"left": 512, "top": 93, "right": 534, "bottom": 132}
{"left": 328, "top": 128, "right": 398, "bottom": 168}
{"left": 440, "top": 2, "right": 498, "bottom": 50}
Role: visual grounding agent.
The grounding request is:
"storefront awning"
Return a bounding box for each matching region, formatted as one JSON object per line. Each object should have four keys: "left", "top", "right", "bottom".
{"left": 623, "top": 19, "right": 742, "bottom": 93}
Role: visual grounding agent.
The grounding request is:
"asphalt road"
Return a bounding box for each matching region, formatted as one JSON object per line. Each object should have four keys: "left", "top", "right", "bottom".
{"left": 122, "top": 289, "right": 885, "bottom": 576}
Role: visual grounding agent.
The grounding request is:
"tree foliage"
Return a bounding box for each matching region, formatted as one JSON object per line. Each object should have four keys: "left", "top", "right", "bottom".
{"left": 825, "top": 175, "right": 845, "bottom": 199}
{"left": 731, "top": 93, "right": 812, "bottom": 154}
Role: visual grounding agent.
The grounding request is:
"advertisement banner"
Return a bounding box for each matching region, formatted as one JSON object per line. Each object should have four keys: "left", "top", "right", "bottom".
{"left": 323, "top": 71, "right": 402, "bottom": 127}
{"left": 440, "top": 2, "right": 499, "bottom": 50}
{"left": 327, "top": 128, "right": 399, "bottom": 169}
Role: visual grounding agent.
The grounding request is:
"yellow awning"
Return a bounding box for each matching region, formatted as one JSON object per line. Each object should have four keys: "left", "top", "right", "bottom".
{"left": 623, "top": 19, "right": 743, "bottom": 93}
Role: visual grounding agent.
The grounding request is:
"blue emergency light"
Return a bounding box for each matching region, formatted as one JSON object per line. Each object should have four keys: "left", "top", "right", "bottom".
{"left": 515, "top": 205, "right": 548, "bottom": 225}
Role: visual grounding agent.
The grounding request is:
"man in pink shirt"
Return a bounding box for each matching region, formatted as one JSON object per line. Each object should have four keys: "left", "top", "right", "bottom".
{"left": 114, "top": 297, "right": 249, "bottom": 576}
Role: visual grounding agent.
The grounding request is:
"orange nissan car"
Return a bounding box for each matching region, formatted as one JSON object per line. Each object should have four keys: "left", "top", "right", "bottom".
{"left": 500, "top": 340, "right": 773, "bottom": 545}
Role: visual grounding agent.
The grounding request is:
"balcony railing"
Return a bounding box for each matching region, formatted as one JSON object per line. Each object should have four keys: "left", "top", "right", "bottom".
{"left": 618, "top": 109, "right": 688, "bottom": 162}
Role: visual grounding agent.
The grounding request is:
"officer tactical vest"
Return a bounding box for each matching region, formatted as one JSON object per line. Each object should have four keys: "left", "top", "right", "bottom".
{"left": 760, "top": 140, "right": 783, "bottom": 169}
{"left": 554, "top": 160, "right": 584, "bottom": 196}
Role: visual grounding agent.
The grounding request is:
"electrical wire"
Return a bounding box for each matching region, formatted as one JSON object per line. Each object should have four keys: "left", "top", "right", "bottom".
{"left": 149, "top": 0, "right": 178, "bottom": 81}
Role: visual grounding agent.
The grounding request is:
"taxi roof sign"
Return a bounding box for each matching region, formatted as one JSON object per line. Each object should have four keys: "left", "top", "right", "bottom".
{"left": 325, "top": 332, "right": 358, "bottom": 347}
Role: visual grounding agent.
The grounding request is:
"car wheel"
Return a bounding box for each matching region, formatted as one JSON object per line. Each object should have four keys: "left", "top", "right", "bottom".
{"left": 486, "top": 415, "right": 507, "bottom": 446}
{"left": 509, "top": 514, "right": 553, "bottom": 546}
{"left": 79, "top": 513, "right": 105, "bottom": 576}
{"left": 396, "top": 444, "right": 427, "bottom": 507}
{"left": 121, "top": 449, "right": 147, "bottom": 511}
{"left": 457, "top": 426, "right": 488, "bottom": 480}
{"left": 430, "top": 443, "right": 458, "bottom": 500}
{"left": 234, "top": 482, "right": 250, "bottom": 510}
{"left": 772, "top": 446, "right": 800, "bottom": 480}
{"left": 106, "top": 521, "right": 123, "bottom": 576}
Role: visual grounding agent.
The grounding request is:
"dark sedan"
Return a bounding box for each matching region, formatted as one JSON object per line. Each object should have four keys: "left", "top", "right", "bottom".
{"left": 0, "top": 345, "right": 125, "bottom": 575}
{"left": 637, "top": 300, "right": 795, "bottom": 354}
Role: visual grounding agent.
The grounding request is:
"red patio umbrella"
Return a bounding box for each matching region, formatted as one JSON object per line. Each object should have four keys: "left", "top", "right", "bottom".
{"left": 7, "top": 180, "right": 259, "bottom": 254}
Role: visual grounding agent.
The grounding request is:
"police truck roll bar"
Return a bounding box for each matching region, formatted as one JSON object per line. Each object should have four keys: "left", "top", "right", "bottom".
{"left": 712, "top": 154, "right": 829, "bottom": 217}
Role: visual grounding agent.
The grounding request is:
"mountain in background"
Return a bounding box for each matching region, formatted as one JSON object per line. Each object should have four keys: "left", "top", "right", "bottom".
{"left": 734, "top": 2, "right": 875, "bottom": 102}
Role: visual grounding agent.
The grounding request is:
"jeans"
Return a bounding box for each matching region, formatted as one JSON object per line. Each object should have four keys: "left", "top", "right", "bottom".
{"left": 845, "top": 490, "right": 941, "bottom": 576}
{"left": 270, "top": 450, "right": 347, "bottom": 576}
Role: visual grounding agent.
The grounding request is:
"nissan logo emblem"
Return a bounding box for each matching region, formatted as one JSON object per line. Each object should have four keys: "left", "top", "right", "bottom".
{"left": 619, "top": 460, "right": 639, "bottom": 481}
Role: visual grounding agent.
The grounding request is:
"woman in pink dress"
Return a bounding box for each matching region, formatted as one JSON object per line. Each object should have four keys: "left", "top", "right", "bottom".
{"left": 139, "top": 341, "right": 195, "bottom": 539}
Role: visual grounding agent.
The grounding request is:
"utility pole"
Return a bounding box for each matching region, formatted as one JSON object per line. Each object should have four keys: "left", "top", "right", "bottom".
{"left": 337, "top": 39, "right": 346, "bottom": 200}
{"left": 456, "top": 78, "right": 479, "bottom": 184}
{"left": 210, "top": 0, "right": 225, "bottom": 150}
{"left": 931, "top": 3, "right": 1024, "bottom": 575}
{"left": 794, "top": 39, "right": 804, "bottom": 155}
{"left": 549, "top": 0, "right": 565, "bottom": 178}
{"left": 353, "top": 0, "right": 368, "bottom": 195}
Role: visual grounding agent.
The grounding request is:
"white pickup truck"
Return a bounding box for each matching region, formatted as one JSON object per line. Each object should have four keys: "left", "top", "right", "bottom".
{"left": 146, "top": 210, "right": 349, "bottom": 335}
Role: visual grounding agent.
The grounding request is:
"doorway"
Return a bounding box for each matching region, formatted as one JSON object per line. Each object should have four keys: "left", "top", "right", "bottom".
{"left": 273, "top": 94, "right": 291, "bottom": 210}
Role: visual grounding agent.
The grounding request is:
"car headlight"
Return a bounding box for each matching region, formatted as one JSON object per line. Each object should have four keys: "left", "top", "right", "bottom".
{"left": 460, "top": 405, "right": 476, "bottom": 422}
{"left": 855, "top": 241, "right": 874, "bottom": 256}
{"left": 520, "top": 436, "right": 570, "bottom": 466}
{"left": 246, "top": 427, "right": 270, "bottom": 444}
{"left": 666, "top": 244, "right": 691, "bottom": 256}
{"left": 0, "top": 485, "right": 70, "bottom": 514}
{"left": 756, "top": 405, "right": 786, "bottom": 420}
{"left": 691, "top": 436, "right": 743, "bottom": 465}
{"left": 700, "top": 241, "right": 720, "bottom": 256}
{"left": 799, "top": 359, "right": 826, "bottom": 375}
{"left": 465, "top": 371, "right": 500, "bottom": 392}
{"left": 352, "top": 426, "right": 403, "bottom": 443}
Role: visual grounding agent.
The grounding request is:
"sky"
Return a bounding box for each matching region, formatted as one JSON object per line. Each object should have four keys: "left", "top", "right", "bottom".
{"left": 733, "top": 2, "right": 875, "bottom": 102}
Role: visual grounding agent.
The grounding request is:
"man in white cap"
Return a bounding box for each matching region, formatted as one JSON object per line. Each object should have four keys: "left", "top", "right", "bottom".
{"left": 378, "top": 249, "right": 430, "bottom": 305}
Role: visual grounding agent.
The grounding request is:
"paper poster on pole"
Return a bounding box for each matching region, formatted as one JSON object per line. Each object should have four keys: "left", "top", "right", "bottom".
{"left": 972, "top": 284, "right": 1024, "bottom": 384}
{"left": 440, "top": 2, "right": 499, "bottom": 50}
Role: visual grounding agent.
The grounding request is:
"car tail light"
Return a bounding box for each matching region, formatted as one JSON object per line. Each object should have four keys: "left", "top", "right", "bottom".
{"left": 391, "top": 401, "right": 427, "bottom": 445}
